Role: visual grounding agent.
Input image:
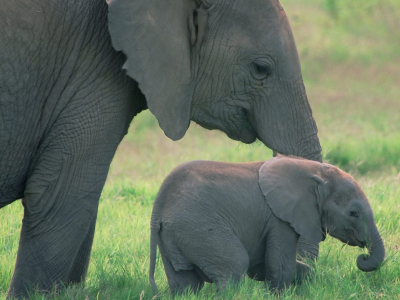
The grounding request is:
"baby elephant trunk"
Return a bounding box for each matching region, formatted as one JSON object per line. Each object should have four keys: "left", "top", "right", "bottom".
{"left": 357, "top": 225, "right": 385, "bottom": 272}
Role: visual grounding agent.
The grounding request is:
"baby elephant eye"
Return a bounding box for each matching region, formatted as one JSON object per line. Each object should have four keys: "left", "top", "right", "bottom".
{"left": 349, "top": 211, "right": 359, "bottom": 218}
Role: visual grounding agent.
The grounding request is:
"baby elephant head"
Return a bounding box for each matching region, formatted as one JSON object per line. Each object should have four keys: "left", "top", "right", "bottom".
{"left": 259, "top": 156, "right": 385, "bottom": 272}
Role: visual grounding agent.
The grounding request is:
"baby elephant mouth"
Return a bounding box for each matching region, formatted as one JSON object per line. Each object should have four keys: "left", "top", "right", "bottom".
{"left": 355, "top": 240, "right": 367, "bottom": 248}
{"left": 339, "top": 229, "right": 366, "bottom": 248}
{"left": 332, "top": 230, "right": 365, "bottom": 248}
{"left": 338, "top": 239, "right": 365, "bottom": 248}
{"left": 347, "top": 238, "right": 366, "bottom": 248}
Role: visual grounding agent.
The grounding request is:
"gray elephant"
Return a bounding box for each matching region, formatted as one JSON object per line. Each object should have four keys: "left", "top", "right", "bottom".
{"left": 1, "top": 0, "right": 322, "bottom": 297}
{"left": 149, "top": 156, "right": 385, "bottom": 294}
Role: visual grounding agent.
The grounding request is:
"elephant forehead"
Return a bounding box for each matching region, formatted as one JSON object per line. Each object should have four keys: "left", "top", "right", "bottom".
{"left": 216, "top": 2, "right": 287, "bottom": 40}
{"left": 211, "top": 0, "right": 300, "bottom": 78}
{"left": 332, "top": 177, "right": 366, "bottom": 202}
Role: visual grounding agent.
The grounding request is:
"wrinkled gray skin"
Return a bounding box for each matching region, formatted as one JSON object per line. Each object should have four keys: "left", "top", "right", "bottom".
{"left": 150, "top": 156, "right": 385, "bottom": 295}
{"left": 1, "top": 0, "right": 321, "bottom": 298}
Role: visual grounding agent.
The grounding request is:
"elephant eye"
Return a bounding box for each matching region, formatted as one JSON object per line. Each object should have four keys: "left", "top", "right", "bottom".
{"left": 251, "top": 61, "right": 272, "bottom": 83}
{"left": 255, "top": 64, "right": 271, "bottom": 76}
{"left": 193, "top": 10, "right": 199, "bottom": 33}
{"left": 349, "top": 211, "right": 359, "bottom": 218}
{"left": 190, "top": 4, "right": 209, "bottom": 47}
{"left": 189, "top": 8, "right": 199, "bottom": 46}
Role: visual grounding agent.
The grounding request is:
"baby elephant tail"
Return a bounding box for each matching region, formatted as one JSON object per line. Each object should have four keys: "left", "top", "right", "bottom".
{"left": 149, "top": 221, "right": 160, "bottom": 295}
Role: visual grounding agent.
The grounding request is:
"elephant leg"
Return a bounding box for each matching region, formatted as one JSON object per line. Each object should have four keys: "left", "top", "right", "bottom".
{"left": 248, "top": 261, "right": 311, "bottom": 285}
{"left": 67, "top": 218, "right": 96, "bottom": 284}
{"left": 264, "top": 219, "right": 299, "bottom": 291}
{"left": 161, "top": 257, "right": 204, "bottom": 295}
{"left": 247, "top": 263, "right": 265, "bottom": 281}
{"left": 157, "top": 239, "right": 204, "bottom": 295}
{"left": 297, "top": 236, "right": 319, "bottom": 261}
{"left": 7, "top": 99, "right": 133, "bottom": 299}
{"left": 7, "top": 151, "right": 105, "bottom": 299}
{"left": 178, "top": 228, "right": 249, "bottom": 292}
{"left": 294, "top": 236, "right": 318, "bottom": 285}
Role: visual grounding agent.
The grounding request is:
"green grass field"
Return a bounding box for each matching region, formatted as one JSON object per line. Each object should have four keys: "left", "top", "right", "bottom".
{"left": 1, "top": 0, "right": 400, "bottom": 299}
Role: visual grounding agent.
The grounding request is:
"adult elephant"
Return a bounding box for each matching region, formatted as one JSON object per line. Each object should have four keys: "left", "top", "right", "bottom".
{"left": 0, "top": 0, "right": 322, "bottom": 298}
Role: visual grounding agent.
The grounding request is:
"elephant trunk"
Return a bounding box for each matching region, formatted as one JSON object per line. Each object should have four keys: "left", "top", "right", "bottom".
{"left": 291, "top": 82, "right": 322, "bottom": 163}
{"left": 297, "top": 134, "right": 322, "bottom": 162}
{"left": 356, "top": 225, "right": 385, "bottom": 272}
{"left": 273, "top": 136, "right": 322, "bottom": 163}
{"left": 257, "top": 77, "right": 322, "bottom": 162}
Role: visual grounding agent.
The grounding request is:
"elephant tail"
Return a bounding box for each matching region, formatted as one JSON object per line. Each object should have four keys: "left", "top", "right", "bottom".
{"left": 149, "top": 220, "right": 160, "bottom": 295}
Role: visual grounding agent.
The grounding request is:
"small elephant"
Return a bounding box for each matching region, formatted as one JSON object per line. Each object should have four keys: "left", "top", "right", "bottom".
{"left": 149, "top": 156, "right": 385, "bottom": 294}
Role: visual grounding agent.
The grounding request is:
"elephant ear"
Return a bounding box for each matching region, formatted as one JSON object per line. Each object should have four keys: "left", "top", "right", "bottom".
{"left": 259, "top": 156, "right": 326, "bottom": 244}
{"left": 107, "top": 0, "right": 196, "bottom": 140}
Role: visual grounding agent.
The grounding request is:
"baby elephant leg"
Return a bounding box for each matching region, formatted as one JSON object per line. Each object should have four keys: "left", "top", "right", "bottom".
{"left": 247, "top": 263, "right": 266, "bottom": 281}
{"left": 248, "top": 261, "right": 311, "bottom": 285}
{"left": 179, "top": 228, "right": 249, "bottom": 292}
{"left": 265, "top": 219, "right": 299, "bottom": 291}
{"left": 158, "top": 241, "right": 204, "bottom": 295}
{"left": 162, "top": 259, "right": 204, "bottom": 295}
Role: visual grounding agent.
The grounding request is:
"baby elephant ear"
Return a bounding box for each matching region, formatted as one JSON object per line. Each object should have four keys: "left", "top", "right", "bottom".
{"left": 259, "top": 157, "right": 326, "bottom": 244}
{"left": 108, "top": 0, "right": 196, "bottom": 140}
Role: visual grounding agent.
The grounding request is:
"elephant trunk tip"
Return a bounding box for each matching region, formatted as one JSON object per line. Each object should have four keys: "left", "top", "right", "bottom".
{"left": 356, "top": 229, "right": 385, "bottom": 272}
{"left": 356, "top": 251, "right": 385, "bottom": 272}
{"left": 357, "top": 254, "right": 376, "bottom": 272}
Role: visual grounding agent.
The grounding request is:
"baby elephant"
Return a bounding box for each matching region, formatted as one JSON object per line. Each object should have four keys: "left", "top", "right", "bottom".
{"left": 149, "top": 156, "right": 385, "bottom": 295}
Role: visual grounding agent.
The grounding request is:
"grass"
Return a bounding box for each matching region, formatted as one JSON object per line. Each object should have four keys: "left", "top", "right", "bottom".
{"left": 1, "top": 0, "right": 400, "bottom": 299}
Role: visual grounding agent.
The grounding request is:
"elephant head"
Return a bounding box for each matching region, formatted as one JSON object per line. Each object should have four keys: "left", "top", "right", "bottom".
{"left": 259, "top": 156, "right": 385, "bottom": 272}
{"left": 107, "top": 0, "right": 322, "bottom": 161}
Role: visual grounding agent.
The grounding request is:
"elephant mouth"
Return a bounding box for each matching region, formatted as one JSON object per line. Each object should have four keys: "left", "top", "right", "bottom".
{"left": 340, "top": 235, "right": 366, "bottom": 248}
{"left": 218, "top": 108, "right": 258, "bottom": 144}
{"left": 345, "top": 229, "right": 367, "bottom": 248}
{"left": 347, "top": 240, "right": 366, "bottom": 248}
{"left": 191, "top": 105, "right": 258, "bottom": 144}
{"left": 236, "top": 108, "right": 258, "bottom": 144}
{"left": 330, "top": 230, "right": 366, "bottom": 248}
{"left": 232, "top": 128, "right": 257, "bottom": 144}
